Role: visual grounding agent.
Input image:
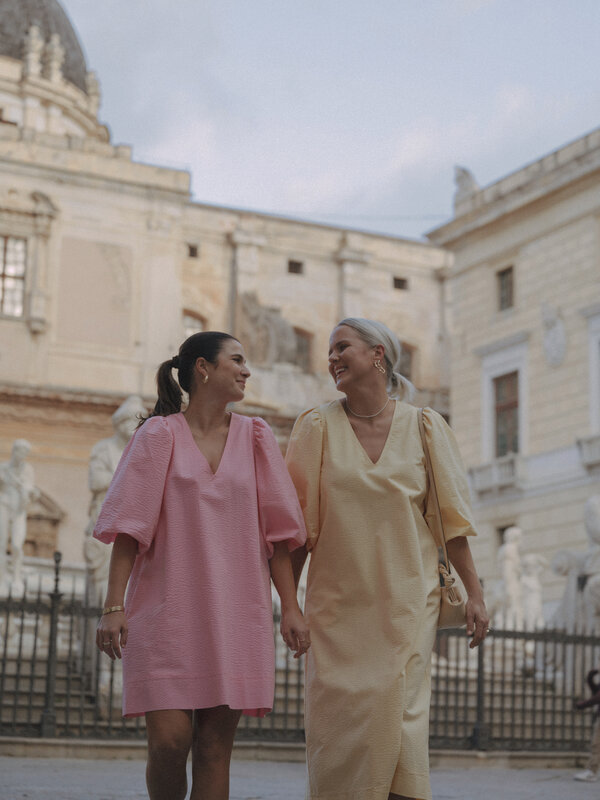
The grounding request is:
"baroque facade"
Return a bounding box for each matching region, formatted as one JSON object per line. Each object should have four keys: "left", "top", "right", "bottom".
{"left": 0, "top": 1, "right": 450, "bottom": 566}
{"left": 428, "top": 132, "right": 600, "bottom": 611}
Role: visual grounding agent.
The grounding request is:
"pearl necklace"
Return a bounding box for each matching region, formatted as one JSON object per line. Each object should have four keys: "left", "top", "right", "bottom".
{"left": 346, "top": 396, "right": 391, "bottom": 419}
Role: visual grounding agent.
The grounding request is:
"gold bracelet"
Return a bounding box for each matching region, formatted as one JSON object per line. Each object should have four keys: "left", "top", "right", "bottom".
{"left": 102, "top": 604, "right": 125, "bottom": 616}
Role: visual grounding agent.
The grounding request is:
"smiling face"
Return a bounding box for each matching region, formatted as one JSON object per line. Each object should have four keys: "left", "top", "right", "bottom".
{"left": 328, "top": 325, "right": 383, "bottom": 392}
{"left": 206, "top": 338, "right": 251, "bottom": 402}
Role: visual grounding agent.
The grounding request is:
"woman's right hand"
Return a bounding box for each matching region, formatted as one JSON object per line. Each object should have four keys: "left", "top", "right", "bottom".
{"left": 96, "top": 610, "right": 128, "bottom": 660}
{"left": 280, "top": 606, "right": 311, "bottom": 659}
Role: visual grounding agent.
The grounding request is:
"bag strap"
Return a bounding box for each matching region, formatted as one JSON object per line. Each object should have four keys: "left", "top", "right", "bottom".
{"left": 417, "top": 407, "right": 452, "bottom": 574}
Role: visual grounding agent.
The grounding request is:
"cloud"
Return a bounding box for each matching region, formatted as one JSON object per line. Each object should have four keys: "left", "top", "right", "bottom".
{"left": 455, "top": 0, "right": 498, "bottom": 13}
{"left": 261, "top": 82, "right": 562, "bottom": 237}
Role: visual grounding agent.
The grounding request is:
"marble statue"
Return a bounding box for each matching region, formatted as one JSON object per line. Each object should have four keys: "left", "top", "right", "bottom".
{"left": 0, "top": 439, "right": 39, "bottom": 593}
{"left": 42, "top": 33, "right": 65, "bottom": 84}
{"left": 496, "top": 526, "right": 524, "bottom": 629}
{"left": 551, "top": 495, "right": 600, "bottom": 633}
{"left": 22, "top": 24, "right": 44, "bottom": 79}
{"left": 521, "top": 553, "right": 547, "bottom": 630}
{"left": 453, "top": 165, "right": 479, "bottom": 206}
{"left": 84, "top": 396, "right": 146, "bottom": 604}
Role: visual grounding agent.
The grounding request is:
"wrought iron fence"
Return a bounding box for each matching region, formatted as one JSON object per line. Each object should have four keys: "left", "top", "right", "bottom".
{"left": 430, "top": 627, "right": 600, "bottom": 751}
{"left": 1, "top": 553, "right": 599, "bottom": 751}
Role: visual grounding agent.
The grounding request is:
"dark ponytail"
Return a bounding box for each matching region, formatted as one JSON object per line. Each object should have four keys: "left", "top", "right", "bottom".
{"left": 139, "top": 331, "right": 237, "bottom": 425}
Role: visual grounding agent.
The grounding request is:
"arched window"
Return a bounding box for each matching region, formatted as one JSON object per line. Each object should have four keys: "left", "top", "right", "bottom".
{"left": 182, "top": 310, "right": 207, "bottom": 339}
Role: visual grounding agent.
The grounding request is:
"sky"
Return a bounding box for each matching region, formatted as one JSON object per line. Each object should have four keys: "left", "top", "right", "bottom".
{"left": 64, "top": 0, "right": 600, "bottom": 241}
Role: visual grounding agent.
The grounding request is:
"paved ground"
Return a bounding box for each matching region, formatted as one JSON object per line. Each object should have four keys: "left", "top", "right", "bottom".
{"left": 1, "top": 757, "right": 600, "bottom": 800}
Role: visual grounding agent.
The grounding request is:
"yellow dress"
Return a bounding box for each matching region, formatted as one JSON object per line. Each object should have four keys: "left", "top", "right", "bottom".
{"left": 285, "top": 400, "right": 477, "bottom": 800}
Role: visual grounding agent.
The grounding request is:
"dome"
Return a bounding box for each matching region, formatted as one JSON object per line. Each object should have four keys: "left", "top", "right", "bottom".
{"left": 0, "top": 0, "right": 88, "bottom": 93}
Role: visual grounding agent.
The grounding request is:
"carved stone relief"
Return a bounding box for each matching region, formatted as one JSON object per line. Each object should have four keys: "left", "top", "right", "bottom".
{"left": 541, "top": 302, "right": 566, "bottom": 367}
{"left": 25, "top": 489, "right": 65, "bottom": 559}
{"left": 237, "top": 292, "right": 298, "bottom": 367}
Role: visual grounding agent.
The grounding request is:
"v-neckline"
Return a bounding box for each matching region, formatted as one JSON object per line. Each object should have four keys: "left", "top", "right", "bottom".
{"left": 337, "top": 398, "right": 397, "bottom": 466}
{"left": 178, "top": 411, "right": 236, "bottom": 477}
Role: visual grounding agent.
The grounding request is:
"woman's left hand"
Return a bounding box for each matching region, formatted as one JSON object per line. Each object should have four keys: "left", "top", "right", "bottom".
{"left": 465, "top": 594, "right": 490, "bottom": 649}
{"left": 280, "top": 606, "right": 311, "bottom": 659}
{"left": 446, "top": 536, "right": 490, "bottom": 649}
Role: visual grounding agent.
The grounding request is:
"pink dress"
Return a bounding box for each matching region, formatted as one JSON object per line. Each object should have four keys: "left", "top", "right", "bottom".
{"left": 94, "top": 412, "right": 306, "bottom": 718}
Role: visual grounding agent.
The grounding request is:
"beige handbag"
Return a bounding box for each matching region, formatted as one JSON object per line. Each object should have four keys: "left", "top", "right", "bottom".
{"left": 417, "top": 408, "right": 467, "bottom": 630}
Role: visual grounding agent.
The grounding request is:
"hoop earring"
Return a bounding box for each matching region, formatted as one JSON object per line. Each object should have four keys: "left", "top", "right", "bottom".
{"left": 373, "top": 360, "right": 386, "bottom": 375}
{"left": 203, "top": 374, "right": 209, "bottom": 384}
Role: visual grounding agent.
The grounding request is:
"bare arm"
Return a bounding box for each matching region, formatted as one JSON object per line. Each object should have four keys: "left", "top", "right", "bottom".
{"left": 290, "top": 544, "right": 308, "bottom": 589}
{"left": 446, "top": 536, "right": 489, "bottom": 649}
{"left": 270, "top": 542, "right": 310, "bottom": 659}
{"left": 95, "top": 533, "right": 137, "bottom": 660}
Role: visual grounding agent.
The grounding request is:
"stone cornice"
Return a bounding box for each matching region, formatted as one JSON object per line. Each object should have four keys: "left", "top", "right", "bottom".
{"left": 0, "top": 383, "right": 154, "bottom": 432}
{"left": 428, "top": 127, "right": 600, "bottom": 247}
{"left": 0, "top": 381, "right": 149, "bottom": 411}
{"left": 473, "top": 330, "right": 530, "bottom": 358}
{"left": 335, "top": 246, "right": 369, "bottom": 265}
{"left": 580, "top": 302, "right": 600, "bottom": 319}
{"left": 0, "top": 137, "right": 191, "bottom": 201}
{"left": 228, "top": 229, "right": 267, "bottom": 248}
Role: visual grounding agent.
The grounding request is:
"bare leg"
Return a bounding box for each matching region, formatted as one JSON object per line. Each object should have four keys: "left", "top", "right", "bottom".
{"left": 145, "top": 709, "right": 193, "bottom": 800}
{"left": 0, "top": 506, "right": 10, "bottom": 592}
{"left": 190, "top": 705, "right": 242, "bottom": 800}
{"left": 10, "top": 513, "right": 26, "bottom": 588}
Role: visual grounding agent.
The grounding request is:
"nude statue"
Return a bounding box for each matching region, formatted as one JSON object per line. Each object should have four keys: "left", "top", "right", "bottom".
{"left": 521, "top": 553, "right": 547, "bottom": 630}
{"left": 497, "top": 526, "right": 524, "bottom": 629}
{"left": 552, "top": 495, "right": 600, "bottom": 633}
{"left": 0, "top": 439, "right": 39, "bottom": 593}
{"left": 84, "top": 396, "right": 146, "bottom": 604}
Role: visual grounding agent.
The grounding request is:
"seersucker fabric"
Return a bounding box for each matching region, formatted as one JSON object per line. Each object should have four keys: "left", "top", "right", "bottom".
{"left": 94, "top": 412, "right": 306, "bottom": 718}
{"left": 285, "top": 400, "right": 477, "bottom": 800}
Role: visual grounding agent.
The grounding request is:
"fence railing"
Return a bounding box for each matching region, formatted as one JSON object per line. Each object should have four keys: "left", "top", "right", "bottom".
{"left": 1, "top": 553, "right": 599, "bottom": 751}
{"left": 430, "top": 627, "right": 600, "bottom": 751}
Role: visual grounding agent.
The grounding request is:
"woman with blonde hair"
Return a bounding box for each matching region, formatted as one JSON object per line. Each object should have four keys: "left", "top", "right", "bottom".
{"left": 286, "top": 317, "right": 488, "bottom": 800}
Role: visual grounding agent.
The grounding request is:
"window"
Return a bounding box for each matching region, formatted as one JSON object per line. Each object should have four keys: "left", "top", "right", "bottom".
{"left": 494, "top": 371, "right": 519, "bottom": 456}
{"left": 187, "top": 243, "right": 199, "bottom": 258}
{"left": 478, "top": 334, "right": 528, "bottom": 461}
{"left": 294, "top": 328, "right": 312, "bottom": 373}
{"left": 497, "top": 266, "right": 514, "bottom": 311}
{"left": 0, "top": 236, "right": 27, "bottom": 317}
{"left": 393, "top": 276, "right": 409, "bottom": 290}
{"left": 287, "top": 259, "right": 304, "bottom": 275}
{"left": 182, "top": 311, "right": 206, "bottom": 339}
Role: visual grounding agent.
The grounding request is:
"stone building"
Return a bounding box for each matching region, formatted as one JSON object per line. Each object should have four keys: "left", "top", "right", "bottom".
{"left": 428, "top": 133, "right": 600, "bottom": 610}
{"left": 0, "top": 0, "right": 450, "bottom": 567}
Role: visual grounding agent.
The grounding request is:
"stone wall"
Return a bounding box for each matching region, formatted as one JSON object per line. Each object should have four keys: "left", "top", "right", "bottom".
{"left": 429, "top": 127, "right": 600, "bottom": 608}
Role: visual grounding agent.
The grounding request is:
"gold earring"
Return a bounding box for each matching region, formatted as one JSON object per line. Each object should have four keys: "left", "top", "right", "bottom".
{"left": 374, "top": 360, "right": 386, "bottom": 375}
{"left": 203, "top": 374, "right": 209, "bottom": 384}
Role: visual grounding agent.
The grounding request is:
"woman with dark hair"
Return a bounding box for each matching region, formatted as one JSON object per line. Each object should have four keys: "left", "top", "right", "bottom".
{"left": 94, "top": 331, "right": 309, "bottom": 800}
{"left": 286, "top": 317, "right": 488, "bottom": 800}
